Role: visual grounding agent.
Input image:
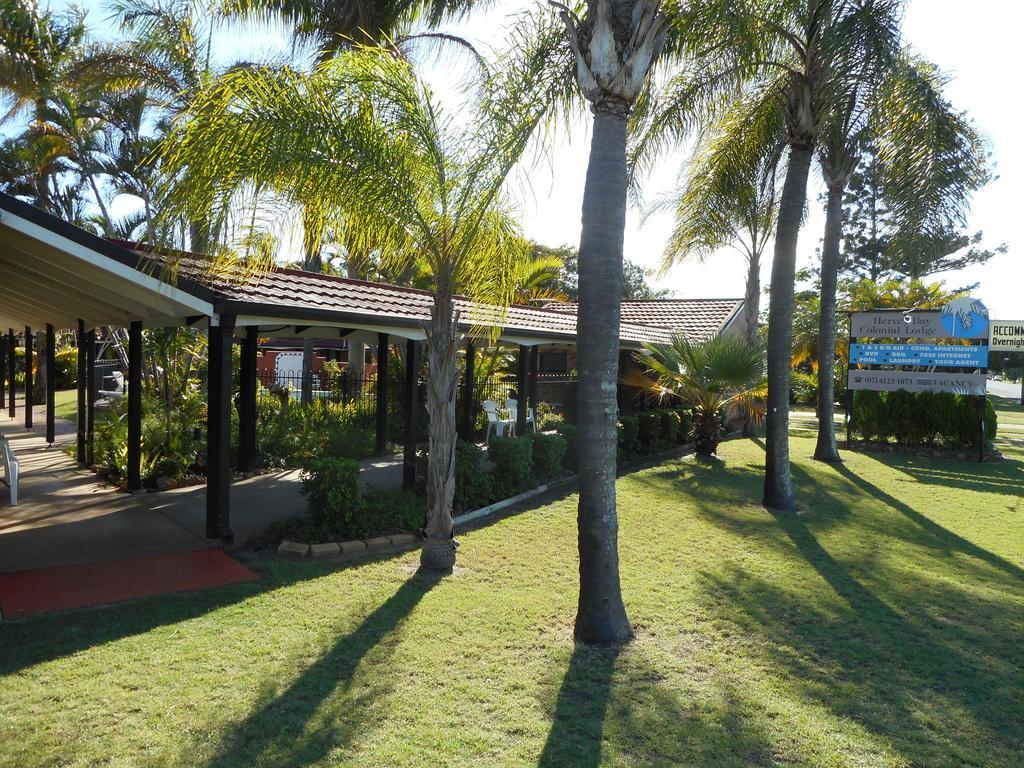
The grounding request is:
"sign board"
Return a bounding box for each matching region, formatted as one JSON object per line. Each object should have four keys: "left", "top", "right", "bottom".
{"left": 851, "top": 312, "right": 943, "bottom": 339}
{"left": 847, "top": 371, "right": 986, "bottom": 395}
{"left": 849, "top": 343, "right": 988, "bottom": 368}
{"left": 989, "top": 320, "right": 1024, "bottom": 352}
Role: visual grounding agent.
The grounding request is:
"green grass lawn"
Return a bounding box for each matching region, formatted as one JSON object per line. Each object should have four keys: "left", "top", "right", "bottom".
{"left": 53, "top": 388, "right": 78, "bottom": 421}
{"left": 2, "top": 429, "right": 1023, "bottom": 766}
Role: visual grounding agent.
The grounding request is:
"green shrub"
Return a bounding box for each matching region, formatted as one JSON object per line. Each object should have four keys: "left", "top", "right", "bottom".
{"left": 454, "top": 440, "right": 495, "bottom": 513}
{"left": 300, "top": 456, "right": 361, "bottom": 534}
{"left": 617, "top": 415, "right": 640, "bottom": 456}
{"left": 852, "top": 390, "right": 998, "bottom": 450}
{"left": 535, "top": 402, "right": 565, "bottom": 432}
{"left": 530, "top": 432, "right": 566, "bottom": 482}
{"left": 558, "top": 424, "right": 577, "bottom": 471}
{"left": 660, "top": 409, "right": 682, "bottom": 447}
{"left": 790, "top": 371, "right": 818, "bottom": 405}
{"left": 637, "top": 410, "right": 665, "bottom": 453}
{"left": 675, "top": 408, "right": 693, "bottom": 444}
{"left": 489, "top": 435, "right": 535, "bottom": 497}
{"left": 360, "top": 488, "right": 424, "bottom": 536}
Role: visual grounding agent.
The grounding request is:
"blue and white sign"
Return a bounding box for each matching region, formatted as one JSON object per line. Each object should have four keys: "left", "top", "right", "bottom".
{"left": 850, "top": 343, "right": 989, "bottom": 368}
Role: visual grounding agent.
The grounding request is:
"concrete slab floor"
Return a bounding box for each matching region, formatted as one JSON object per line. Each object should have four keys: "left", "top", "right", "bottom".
{"left": 1, "top": 395, "right": 406, "bottom": 569}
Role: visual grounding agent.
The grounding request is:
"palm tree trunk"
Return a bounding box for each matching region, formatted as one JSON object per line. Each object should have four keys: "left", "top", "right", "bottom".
{"left": 763, "top": 142, "right": 814, "bottom": 512}
{"left": 86, "top": 173, "right": 114, "bottom": 233}
{"left": 421, "top": 287, "right": 458, "bottom": 571}
{"left": 574, "top": 108, "right": 632, "bottom": 646}
{"left": 814, "top": 183, "right": 844, "bottom": 462}
{"left": 742, "top": 253, "right": 761, "bottom": 436}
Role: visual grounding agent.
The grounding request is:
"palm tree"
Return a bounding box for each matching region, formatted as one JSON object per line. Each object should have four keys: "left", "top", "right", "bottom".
{"left": 625, "top": 334, "right": 766, "bottom": 456}
{"left": 222, "top": 0, "right": 495, "bottom": 60}
{"left": 158, "top": 45, "right": 548, "bottom": 570}
{"left": 548, "top": 0, "right": 668, "bottom": 646}
{"left": 812, "top": 54, "right": 989, "bottom": 463}
{"left": 0, "top": 0, "right": 87, "bottom": 212}
{"left": 649, "top": 0, "right": 905, "bottom": 511}
{"left": 639, "top": 82, "right": 784, "bottom": 345}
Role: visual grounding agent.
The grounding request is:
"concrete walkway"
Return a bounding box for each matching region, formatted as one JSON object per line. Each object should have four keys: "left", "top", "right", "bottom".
{"left": 0, "top": 395, "right": 404, "bottom": 572}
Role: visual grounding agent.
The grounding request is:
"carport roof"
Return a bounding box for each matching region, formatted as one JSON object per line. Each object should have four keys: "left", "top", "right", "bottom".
{"left": 0, "top": 193, "right": 215, "bottom": 331}
{"left": 1, "top": 192, "right": 738, "bottom": 349}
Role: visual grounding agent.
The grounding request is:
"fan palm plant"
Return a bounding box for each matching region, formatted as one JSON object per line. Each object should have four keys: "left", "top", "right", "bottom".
{"left": 625, "top": 334, "right": 766, "bottom": 456}
{"left": 159, "top": 44, "right": 549, "bottom": 570}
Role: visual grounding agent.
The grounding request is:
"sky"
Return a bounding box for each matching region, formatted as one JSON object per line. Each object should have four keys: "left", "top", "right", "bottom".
{"left": 19, "top": 0, "right": 1024, "bottom": 318}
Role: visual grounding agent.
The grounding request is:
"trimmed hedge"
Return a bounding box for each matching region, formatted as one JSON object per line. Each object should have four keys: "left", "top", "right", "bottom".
{"left": 489, "top": 435, "right": 535, "bottom": 498}
{"left": 454, "top": 441, "right": 495, "bottom": 513}
{"left": 529, "top": 432, "right": 567, "bottom": 482}
{"left": 300, "top": 456, "right": 361, "bottom": 533}
{"left": 851, "top": 390, "right": 997, "bottom": 449}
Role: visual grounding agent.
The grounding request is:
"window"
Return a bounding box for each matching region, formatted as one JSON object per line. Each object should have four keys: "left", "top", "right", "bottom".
{"left": 539, "top": 351, "right": 568, "bottom": 373}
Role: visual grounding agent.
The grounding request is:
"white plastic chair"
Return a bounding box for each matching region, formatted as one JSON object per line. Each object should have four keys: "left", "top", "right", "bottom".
{"left": 506, "top": 399, "right": 536, "bottom": 434}
{"left": 482, "top": 400, "right": 514, "bottom": 441}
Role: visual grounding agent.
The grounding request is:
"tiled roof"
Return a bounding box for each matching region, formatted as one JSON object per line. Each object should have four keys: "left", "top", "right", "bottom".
{"left": 545, "top": 299, "right": 744, "bottom": 340}
{"left": 117, "top": 245, "right": 675, "bottom": 346}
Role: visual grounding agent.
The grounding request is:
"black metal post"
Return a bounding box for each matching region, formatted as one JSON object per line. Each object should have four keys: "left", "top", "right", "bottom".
{"left": 23, "top": 326, "right": 32, "bottom": 429}
{"left": 7, "top": 328, "right": 15, "bottom": 418}
{"left": 206, "top": 315, "right": 235, "bottom": 542}
{"left": 86, "top": 329, "right": 96, "bottom": 465}
{"left": 375, "top": 333, "right": 389, "bottom": 455}
{"left": 45, "top": 323, "right": 55, "bottom": 444}
{"left": 978, "top": 394, "right": 986, "bottom": 463}
{"left": 461, "top": 339, "right": 475, "bottom": 441}
{"left": 127, "top": 321, "right": 143, "bottom": 491}
{"left": 529, "top": 345, "right": 539, "bottom": 427}
{"left": 76, "top": 320, "right": 86, "bottom": 463}
{"left": 516, "top": 344, "right": 528, "bottom": 435}
{"left": 845, "top": 315, "right": 854, "bottom": 447}
{"left": 402, "top": 338, "right": 420, "bottom": 491}
{"left": 238, "top": 326, "right": 258, "bottom": 472}
{"left": 0, "top": 335, "right": 5, "bottom": 409}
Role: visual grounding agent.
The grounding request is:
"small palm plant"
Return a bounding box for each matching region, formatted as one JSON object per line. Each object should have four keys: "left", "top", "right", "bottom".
{"left": 625, "top": 334, "right": 766, "bottom": 457}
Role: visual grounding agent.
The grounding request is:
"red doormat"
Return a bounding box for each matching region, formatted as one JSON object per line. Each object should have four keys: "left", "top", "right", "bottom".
{"left": 0, "top": 549, "right": 259, "bottom": 619}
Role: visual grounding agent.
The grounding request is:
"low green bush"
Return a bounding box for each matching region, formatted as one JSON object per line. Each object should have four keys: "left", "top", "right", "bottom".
{"left": 360, "top": 488, "right": 424, "bottom": 536}
{"left": 661, "top": 409, "right": 682, "bottom": 447}
{"left": 790, "top": 371, "right": 818, "bottom": 405}
{"left": 558, "top": 423, "right": 577, "bottom": 472}
{"left": 535, "top": 402, "right": 565, "bottom": 432}
{"left": 675, "top": 408, "right": 693, "bottom": 444}
{"left": 489, "top": 435, "right": 534, "bottom": 497}
{"left": 852, "top": 390, "right": 997, "bottom": 449}
{"left": 257, "top": 397, "right": 377, "bottom": 468}
{"left": 454, "top": 440, "right": 495, "bottom": 513}
{"left": 637, "top": 410, "right": 666, "bottom": 452}
{"left": 300, "top": 456, "right": 361, "bottom": 534}
{"left": 529, "top": 432, "right": 566, "bottom": 482}
{"left": 617, "top": 415, "right": 640, "bottom": 457}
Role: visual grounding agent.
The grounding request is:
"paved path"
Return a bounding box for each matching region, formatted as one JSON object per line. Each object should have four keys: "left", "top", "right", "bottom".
{"left": 0, "top": 395, "right": 404, "bottom": 572}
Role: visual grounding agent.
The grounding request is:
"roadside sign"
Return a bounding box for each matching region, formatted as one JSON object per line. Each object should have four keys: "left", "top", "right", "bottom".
{"left": 849, "top": 343, "right": 988, "bottom": 368}
{"left": 847, "top": 371, "right": 987, "bottom": 395}
{"left": 989, "top": 320, "right": 1024, "bottom": 352}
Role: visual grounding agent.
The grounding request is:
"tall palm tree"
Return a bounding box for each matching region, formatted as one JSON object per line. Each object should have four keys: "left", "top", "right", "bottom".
{"left": 548, "top": 0, "right": 668, "bottom": 646}
{"left": 637, "top": 81, "right": 784, "bottom": 345}
{"left": 0, "top": 0, "right": 87, "bottom": 212}
{"left": 652, "top": 0, "right": 904, "bottom": 511}
{"left": 812, "top": 54, "right": 989, "bottom": 462}
{"left": 159, "top": 44, "right": 548, "bottom": 570}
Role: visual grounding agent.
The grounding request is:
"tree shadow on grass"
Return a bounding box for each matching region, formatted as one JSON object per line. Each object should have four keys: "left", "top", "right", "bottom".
{"left": 830, "top": 462, "right": 1024, "bottom": 584}
{"left": 699, "top": 512, "right": 1024, "bottom": 765}
{"left": 537, "top": 645, "right": 619, "bottom": 768}
{"left": 0, "top": 559, "right": 340, "bottom": 677}
{"left": 537, "top": 644, "right": 777, "bottom": 767}
{"left": 199, "top": 569, "right": 440, "bottom": 768}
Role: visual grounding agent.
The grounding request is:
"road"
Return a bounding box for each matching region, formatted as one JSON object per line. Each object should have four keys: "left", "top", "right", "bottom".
{"left": 988, "top": 379, "right": 1023, "bottom": 400}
